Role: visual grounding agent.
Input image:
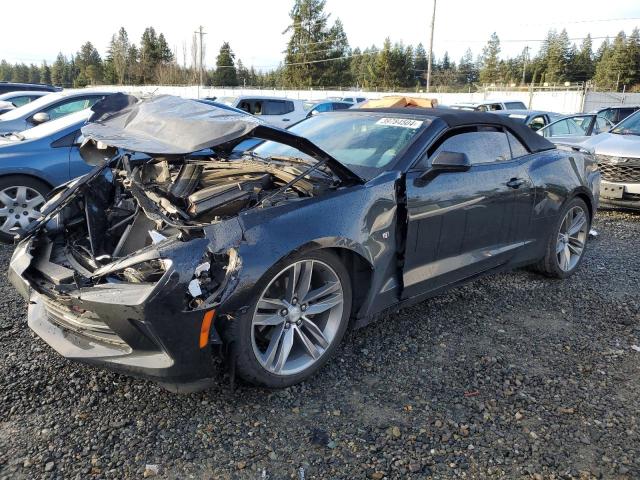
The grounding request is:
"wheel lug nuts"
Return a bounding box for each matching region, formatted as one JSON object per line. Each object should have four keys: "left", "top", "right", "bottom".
{"left": 280, "top": 309, "right": 288, "bottom": 316}
{"left": 292, "top": 297, "right": 297, "bottom": 305}
{"left": 301, "top": 304, "right": 307, "bottom": 311}
{"left": 296, "top": 320, "right": 302, "bottom": 326}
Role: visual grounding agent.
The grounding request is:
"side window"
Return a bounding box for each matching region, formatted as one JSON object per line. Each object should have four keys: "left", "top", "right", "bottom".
{"left": 601, "top": 109, "right": 615, "bottom": 122}
{"left": 549, "top": 119, "right": 570, "bottom": 136}
{"left": 595, "top": 116, "right": 611, "bottom": 133}
{"left": 506, "top": 132, "right": 529, "bottom": 158}
{"left": 432, "top": 131, "right": 511, "bottom": 165}
{"left": 263, "top": 100, "right": 288, "bottom": 115}
{"left": 487, "top": 104, "right": 502, "bottom": 111}
{"left": 617, "top": 108, "right": 634, "bottom": 123}
{"left": 314, "top": 103, "right": 332, "bottom": 113}
{"left": 11, "top": 96, "right": 33, "bottom": 107}
{"left": 285, "top": 101, "right": 294, "bottom": 114}
{"left": 333, "top": 103, "right": 350, "bottom": 111}
{"left": 356, "top": 98, "right": 366, "bottom": 103}
{"left": 529, "top": 116, "right": 546, "bottom": 131}
{"left": 43, "top": 96, "right": 103, "bottom": 120}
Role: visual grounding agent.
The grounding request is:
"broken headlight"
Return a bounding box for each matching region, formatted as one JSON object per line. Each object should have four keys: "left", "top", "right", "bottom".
{"left": 110, "top": 259, "right": 170, "bottom": 283}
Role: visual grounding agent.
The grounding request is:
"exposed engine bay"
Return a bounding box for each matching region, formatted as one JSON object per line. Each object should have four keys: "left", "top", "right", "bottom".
{"left": 28, "top": 154, "right": 337, "bottom": 295}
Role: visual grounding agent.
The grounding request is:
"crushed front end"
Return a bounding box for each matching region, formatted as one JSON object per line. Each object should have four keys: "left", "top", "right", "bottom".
{"left": 8, "top": 150, "right": 338, "bottom": 391}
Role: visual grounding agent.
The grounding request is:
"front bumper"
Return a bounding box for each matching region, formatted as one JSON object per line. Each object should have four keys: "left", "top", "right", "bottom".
{"left": 599, "top": 180, "right": 640, "bottom": 210}
{"left": 8, "top": 238, "right": 223, "bottom": 393}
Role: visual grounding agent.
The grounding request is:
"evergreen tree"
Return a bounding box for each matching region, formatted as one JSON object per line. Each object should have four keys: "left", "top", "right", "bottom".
{"left": 458, "top": 48, "right": 478, "bottom": 86}
{"left": 109, "top": 27, "right": 130, "bottom": 85}
{"left": 140, "top": 27, "right": 159, "bottom": 83}
{"left": 51, "top": 53, "right": 68, "bottom": 86}
{"left": 321, "top": 18, "right": 351, "bottom": 87}
{"left": 213, "top": 42, "right": 238, "bottom": 86}
{"left": 571, "top": 35, "right": 594, "bottom": 82}
{"left": 0, "top": 60, "right": 11, "bottom": 81}
{"left": 284, "top": 0, "right": 346, "bottom": 87}
{"left": 627, "top": 28, "right": 640, "bottom": 86}
{"left": 75, "top": 42, "right": 102, "bottom": 86}
{"left": 479, "top": 33, "right": 501, "bottom": 84}
{"left": 39, "top": 61, "right": 52, "bottom": 85}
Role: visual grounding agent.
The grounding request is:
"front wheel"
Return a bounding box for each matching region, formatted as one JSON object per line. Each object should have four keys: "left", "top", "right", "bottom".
{"left": 228, "top": 250, "right": 352, "bottom": 388}
{"left": 535, "top": 197, "right": 591, "bottom": 278}
{"left": 0, "top": 176, "right": 49, "bottom": 243}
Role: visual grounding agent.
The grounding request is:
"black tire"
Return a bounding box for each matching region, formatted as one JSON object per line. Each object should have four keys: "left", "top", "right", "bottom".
{"left": 534, "top": 197, "right": 591, "bottom": 279}
{"left": 0, "top": 175, "right": 50, "bottom": 244}
{"left": 226, "top": 249, "right": 352, "bottom": 388}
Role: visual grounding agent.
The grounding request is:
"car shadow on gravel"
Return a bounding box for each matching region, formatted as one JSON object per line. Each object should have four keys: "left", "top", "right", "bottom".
{"left": 1, "top": 210, "right": 639, "bottom": 479}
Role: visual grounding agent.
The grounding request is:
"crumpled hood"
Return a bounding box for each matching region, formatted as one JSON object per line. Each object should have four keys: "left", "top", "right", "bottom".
{"left": 582, "top": 132, "right": 640, "bottom": 158}
{"left": 81, "top": 94, "right": 362, "bottom": 183}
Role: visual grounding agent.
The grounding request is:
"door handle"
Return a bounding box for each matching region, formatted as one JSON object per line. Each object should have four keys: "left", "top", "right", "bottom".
{"left": 506, "top": 178, "right": 525, "bottom": 189}
{"left": 282, "top": 118, "right": 290, "bottom": 122}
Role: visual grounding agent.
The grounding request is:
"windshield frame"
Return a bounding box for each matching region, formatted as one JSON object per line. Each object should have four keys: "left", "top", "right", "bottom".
{"left": 250, "top": 111, "right": 432, "bottom": 180}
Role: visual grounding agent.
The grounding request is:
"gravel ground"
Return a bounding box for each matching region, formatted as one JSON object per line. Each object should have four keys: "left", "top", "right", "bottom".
{"left": 0, "top": 210, "right": 639, "bottom": 480}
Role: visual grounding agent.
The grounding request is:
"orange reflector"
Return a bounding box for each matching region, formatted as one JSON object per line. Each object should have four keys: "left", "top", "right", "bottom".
{"left": 199, "top": 310, "right": 215, "bottom": 348}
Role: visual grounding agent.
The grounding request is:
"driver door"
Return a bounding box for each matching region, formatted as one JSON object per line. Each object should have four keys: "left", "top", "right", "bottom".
{"left": 402, "top": 127, "right": 532, "bottom": 300}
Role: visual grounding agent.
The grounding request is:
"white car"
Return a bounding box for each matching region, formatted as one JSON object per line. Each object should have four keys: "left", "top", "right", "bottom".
{"left": 450, "top": 100, "right": 527, "bottom": 111}
{"left": 0, "top": 89, "right": 111, "bottom": 134}
{"left": 228, "top": 96, "right": 307, "bottom": 126}
{"left": 0, "top": 91, "right": 51, "bottom": 115}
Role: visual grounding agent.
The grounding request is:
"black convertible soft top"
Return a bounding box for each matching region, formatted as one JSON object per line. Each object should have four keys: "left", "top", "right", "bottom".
{"left": 356, "top": 107, "right": 556, "bottom": 154}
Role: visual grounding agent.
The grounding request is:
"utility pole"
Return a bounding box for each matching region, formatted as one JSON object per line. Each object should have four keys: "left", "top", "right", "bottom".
{"left": 194, "top": 26, "right": 207, "bottom": 88}
{"left": 522, "top": 46, "right": 529, "bottom": 85}
{"left": 426, "top": 0, "right": 437, "bottom": 93}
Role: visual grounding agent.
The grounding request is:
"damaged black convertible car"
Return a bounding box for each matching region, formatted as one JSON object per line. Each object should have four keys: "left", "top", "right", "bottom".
{"left": 8, "top": 95, "right": 600, "bottom": 391}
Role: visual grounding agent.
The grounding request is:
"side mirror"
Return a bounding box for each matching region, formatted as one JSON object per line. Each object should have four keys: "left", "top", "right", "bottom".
{"left": 431, "top": 151, "right": 471, "bottom": 173}
{"left": 31, "top": 112, "right": 50, "bottom": 125}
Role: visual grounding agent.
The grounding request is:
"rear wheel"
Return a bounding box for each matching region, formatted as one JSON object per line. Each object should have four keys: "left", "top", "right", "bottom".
{"left": 535, "top": 197, "right": 590, "bottom": 278}
{"left": 0, "top": 176, "right": 49, "bottom": 243}
{"left": 228, "top": 250, "right": 352, "bottom": 387}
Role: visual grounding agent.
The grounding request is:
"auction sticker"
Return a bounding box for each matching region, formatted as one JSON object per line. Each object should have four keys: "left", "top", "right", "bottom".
{"left": 376, "top": 118, "right": 423, "bottom": 129}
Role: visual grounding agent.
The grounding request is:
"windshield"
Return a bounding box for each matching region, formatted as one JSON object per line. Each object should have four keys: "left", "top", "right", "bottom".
{"left": 252, "top": 112, "right": 429, "bottom": 179}
{"left": 505, "top": 101, "right": 527, "bottom": 109}
{"left": 303, "top": 101, "right": 317, "bottom": 111}
{"left": 19, "top": 109, "right": 90, "bottom": 140}
{"left": 0, "top": 91, "right": 66, "bottom": 120}
{"left": 216, "top": 96, "right": 237, "bottom": 106}
{"left": 611, "top": 110, "right": 640, "bottom": 135}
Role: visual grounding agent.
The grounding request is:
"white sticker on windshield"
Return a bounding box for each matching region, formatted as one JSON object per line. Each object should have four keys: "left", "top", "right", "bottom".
{"left": 376, "top": 117, "right": 423, "bottom": 129}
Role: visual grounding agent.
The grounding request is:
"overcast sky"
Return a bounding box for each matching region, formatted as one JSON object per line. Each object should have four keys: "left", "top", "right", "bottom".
{"left": 1, "top": 0, "right": 638, "bottom": 69}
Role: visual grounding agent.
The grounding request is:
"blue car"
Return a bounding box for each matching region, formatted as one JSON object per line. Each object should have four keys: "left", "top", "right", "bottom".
{"left": 0, "top": 110, "right": 94, "bottom": 241}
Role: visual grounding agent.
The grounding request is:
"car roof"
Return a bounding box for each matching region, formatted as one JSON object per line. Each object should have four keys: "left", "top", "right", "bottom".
{"left": 351, "top": 107, "right": 555, "bottom": 153}
{"left": 492, "top": 109, "right": 553, "bottom": 116}
{"left": 0, "top": 90, "right": 50, "bottom": 100}
{"left": 236, "top": 95, "right": 301, "bottom": 101}
{"left": 598, "top": 105, "right": 640, "bottom": 110}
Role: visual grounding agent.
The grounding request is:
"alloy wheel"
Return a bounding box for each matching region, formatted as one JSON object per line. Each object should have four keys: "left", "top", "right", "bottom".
{"left": 556, "top": 205, "right": 588, "bottom": 272}
{"left": 0, "top": 186, "right": 45, "bottom": 235}
{"left": 251, "top": 259, "right": 344, "bottom": 376}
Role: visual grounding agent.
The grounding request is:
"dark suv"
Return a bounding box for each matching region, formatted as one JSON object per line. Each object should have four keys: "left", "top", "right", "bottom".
{"left": 0, "top": 82, "right": 61, "bottom": 94}
{"left": 596, "top": 105, "right": 640, "bottom": 125}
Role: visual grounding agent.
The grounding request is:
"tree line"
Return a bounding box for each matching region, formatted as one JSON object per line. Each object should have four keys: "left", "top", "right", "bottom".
{"left": 1, "top": 0, "right": 639, "bottom": 92}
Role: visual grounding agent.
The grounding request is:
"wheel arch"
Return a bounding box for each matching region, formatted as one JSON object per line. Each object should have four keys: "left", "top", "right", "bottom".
{"left": 0, "top": 172, "right": 54, "bottom": 191}
{"left": 262, "top": 240, "right": 375, "bottom": 321}
{"left": 570, "top": 187, "right": 595, "bottom": 222}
